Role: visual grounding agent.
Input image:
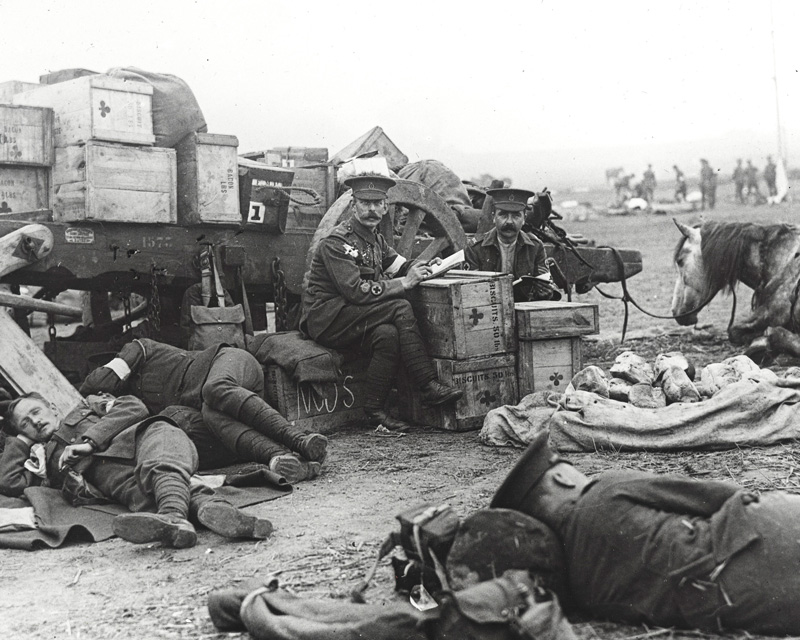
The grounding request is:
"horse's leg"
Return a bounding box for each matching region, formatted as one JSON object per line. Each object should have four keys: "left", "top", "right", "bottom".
{"left": 728, "top": 307, "right": 774, "bottom": 345}
{"left": 766, "top": 327, "right": 800, "bottom": 359}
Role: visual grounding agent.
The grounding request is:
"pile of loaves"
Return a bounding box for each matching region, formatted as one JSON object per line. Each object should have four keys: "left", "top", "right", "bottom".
{"left": 568, "top": 351, "right": 794, "bottom": 409}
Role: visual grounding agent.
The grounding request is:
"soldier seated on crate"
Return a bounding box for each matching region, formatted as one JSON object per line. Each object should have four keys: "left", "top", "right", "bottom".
{"left": 0, "top": 392, "right": 272, "bottom": 548}
{"left": 79, "top": 338, "right": 326, "bottom": 484}
{"left": 491, "top": 430, "right": 800, "bottom": 636}
{"left": 464, "top": 188, "right": 560, "bottom": 302}
{"left": 300, "top": 174, "right": 463, "bottom": 432}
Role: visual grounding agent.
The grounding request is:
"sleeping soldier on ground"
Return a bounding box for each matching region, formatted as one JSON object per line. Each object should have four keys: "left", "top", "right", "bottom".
{"left": 491, "top": 430, "right": 800, "bottom": 636}
{"left": 0, "top": 392, "right": 272, "bottom": 548}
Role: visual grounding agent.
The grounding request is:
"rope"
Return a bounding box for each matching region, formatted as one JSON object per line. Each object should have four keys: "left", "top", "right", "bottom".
{"left": 595, "top": 246, "right": 734, "bottom": 342}
{"left": 270, "top": 186, "right": 322, "bottom": 207}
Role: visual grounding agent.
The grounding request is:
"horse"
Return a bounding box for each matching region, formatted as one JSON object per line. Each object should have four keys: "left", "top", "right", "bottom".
{"left": 671, "top": 218, "right": 800, "bottom": 345}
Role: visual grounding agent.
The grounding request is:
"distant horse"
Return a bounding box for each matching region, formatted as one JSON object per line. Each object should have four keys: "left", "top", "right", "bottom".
{"left": 671, "top": 218, "right": 800, "bottom": 345}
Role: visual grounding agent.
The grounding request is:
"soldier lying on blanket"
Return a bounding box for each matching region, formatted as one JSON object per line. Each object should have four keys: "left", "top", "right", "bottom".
{"left": 0, "top": 392, "right": 272, "bottom": 548}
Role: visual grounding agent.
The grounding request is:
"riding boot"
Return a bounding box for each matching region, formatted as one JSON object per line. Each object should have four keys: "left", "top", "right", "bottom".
{"left": 189, "top": 486, "right": 273, "bottom": 540}
{"left": 113, "top": 472, "right": 196, "bottom": 548}
{"left": 237, "top": 396, "right": 328, "bottom": 462}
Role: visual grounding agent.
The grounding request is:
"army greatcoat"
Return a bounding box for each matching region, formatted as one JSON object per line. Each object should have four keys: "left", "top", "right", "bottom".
{"left": 301, "top": 218, "right": 411, "bottom": 339}
{"left": 556, "top": 469, "right": 800, "bottom": 635}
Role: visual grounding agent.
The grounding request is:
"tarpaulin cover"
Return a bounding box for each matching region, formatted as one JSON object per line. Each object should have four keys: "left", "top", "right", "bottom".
{"left": 398, "top": 160, "right": 473, "bottom": 212}
{"left": 482, "top": 372, "right": 800, "bottom": 452}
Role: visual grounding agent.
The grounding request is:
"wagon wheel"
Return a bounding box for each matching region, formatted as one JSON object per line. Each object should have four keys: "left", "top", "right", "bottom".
{"left": 304, "top": 179, "right": 468, "bottom": 285}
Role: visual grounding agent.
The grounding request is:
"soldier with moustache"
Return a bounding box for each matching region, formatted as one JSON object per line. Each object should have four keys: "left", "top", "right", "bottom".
{"left": 301, "top": 175, "right": 463, "bottom": 431}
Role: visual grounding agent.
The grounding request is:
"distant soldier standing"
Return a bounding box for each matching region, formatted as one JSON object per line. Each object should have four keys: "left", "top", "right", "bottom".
{"left": 700, "top": 159, "right": 717, "bottom": 210}
{"left": 642, "top": 164, "right": 657, "bottom": 203}
{"left": 672, "top": 165, "right": 687, "bottom": 202}
{"left": 764, "top": 155, "right": 778, "bottom": 197}
{"left": 732, "top": 159, "right": 746, "bottom": 204}
{"left": 745, "top": 159, "right": 761, "bottom": 199}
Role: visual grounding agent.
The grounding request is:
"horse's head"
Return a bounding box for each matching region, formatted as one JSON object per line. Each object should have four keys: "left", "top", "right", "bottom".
{"left": 671, "top": 219, "right": 707, "bottom": 325}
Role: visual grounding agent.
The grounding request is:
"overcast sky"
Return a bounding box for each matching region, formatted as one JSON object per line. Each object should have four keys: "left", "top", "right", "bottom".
{"left": 3, "top": 0, "right": 798, "bottom": 188}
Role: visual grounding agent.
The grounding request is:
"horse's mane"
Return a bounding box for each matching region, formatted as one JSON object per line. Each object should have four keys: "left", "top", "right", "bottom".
{"left": 693, "top": 221, "right": 797, "bottom": 293}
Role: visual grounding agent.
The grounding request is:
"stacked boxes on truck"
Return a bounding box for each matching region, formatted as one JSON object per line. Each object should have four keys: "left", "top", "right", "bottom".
{"left": 0, "top": 81, "right": 54, "bottom": 215}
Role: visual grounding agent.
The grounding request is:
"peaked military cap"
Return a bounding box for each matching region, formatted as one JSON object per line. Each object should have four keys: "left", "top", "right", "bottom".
{"left": 490, "top": 430, "right": 566, "bottom": 512}
{"left": 487, "top": 187, "right": 535, "bottom": 212}
{"left": 344, "top": 174, "right": 396, "bottom": 201}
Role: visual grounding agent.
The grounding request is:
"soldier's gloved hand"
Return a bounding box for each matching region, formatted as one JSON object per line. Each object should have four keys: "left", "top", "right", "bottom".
{"left": 401, "top": 263, "right": 432, "bottom": 290}
{"left": 59, "top": 442, "right": 96, "bottom": 471}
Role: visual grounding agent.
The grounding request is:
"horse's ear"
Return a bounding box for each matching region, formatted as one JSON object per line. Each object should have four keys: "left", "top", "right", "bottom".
{"left": 673, "top": 218, "right": 698, "bottom": 240}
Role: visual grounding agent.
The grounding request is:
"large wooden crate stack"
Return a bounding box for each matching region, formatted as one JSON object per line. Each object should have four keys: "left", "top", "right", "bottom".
{"left": 399, "top": 270, "right": 518, "bottom": 431}
{"left": 3, "top": 74, "right": 241, "bottom": 225}
{"left": 0, "top": 81, "right": 54, "bottom": 215}
{"left": 514, "top": 301, "right": 599, "bottom": 397}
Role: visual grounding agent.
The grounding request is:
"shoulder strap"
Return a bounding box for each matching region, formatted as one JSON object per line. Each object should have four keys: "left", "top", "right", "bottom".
{"left": 209, "top": 247, "right": 226, "bottom": 307}
{"left": 238, "top": 266, "right": 254, "bottom": 335}
{"left": 199, "top": 247, "right": 212, "bottom": 306}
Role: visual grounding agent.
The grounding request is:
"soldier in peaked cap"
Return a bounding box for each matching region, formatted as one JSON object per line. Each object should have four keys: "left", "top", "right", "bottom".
{"left": 301, "top": 174, "right": 463, "bottom": 431}
{"left": 492, "top": 428, "right": 800, "bottom": 636}
{"left": 465, "top": 188, "right": 559, "bottom": 302}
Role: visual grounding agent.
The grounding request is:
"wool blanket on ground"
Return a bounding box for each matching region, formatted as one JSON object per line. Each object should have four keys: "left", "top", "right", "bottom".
{"left": 0, "top": 467, "right": 291, "bottom": 550}
{"left": 481, "top": 372, "right": 800, "bottom": 453}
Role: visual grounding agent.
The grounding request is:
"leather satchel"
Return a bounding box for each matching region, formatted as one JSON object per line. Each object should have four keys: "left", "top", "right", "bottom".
{"left": 188, "top": 304, "right": 246, "bottom": 350}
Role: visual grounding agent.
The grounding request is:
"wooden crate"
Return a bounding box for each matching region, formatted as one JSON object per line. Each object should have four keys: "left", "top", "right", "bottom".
{"left": 0, "top": 166, "right": 50, "bottom": 213}
{"left": 398, "top": 354, "right": 518, "bottom": 432}
{"left": 176, "top": 132, "right": 240, "bottom": 225}
{"left": 0, "top": 80, "right": 40, "bottom": 103}
{"left": 53, "top": 141, "right": 176, "bottom": 223}
{"left": 408, "top": 270, "right": 515, "bottom": 360}
{"left": 0, "top": 105, "right": 54, "bottom": 166}
{"left": 238, "top": 158, "right": 294, "bottom": 231}
{"left": 517, "top": 337, "right": 582, "bottom": 398}
{"left": 515, "top": 301, "right": 599, "bottom": 340}
{"left": 39, "top": 68, "right": 98, "bottom": 86}
{"left": 13, "top": 75, "right": 154, "bottom": 146}
{"left": 264, "top": 358, "right": 370, "bottom": 434}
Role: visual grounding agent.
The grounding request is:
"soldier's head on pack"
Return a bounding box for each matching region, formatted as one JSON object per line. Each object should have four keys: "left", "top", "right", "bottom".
{"left": 344, "top": 175, "right": 396, "bottom": 231}
{"left": 490, "top": 430, "right": 589, "bottom": 530}
{"left": 487, "top": 188, "right": 535, "bottom": 243}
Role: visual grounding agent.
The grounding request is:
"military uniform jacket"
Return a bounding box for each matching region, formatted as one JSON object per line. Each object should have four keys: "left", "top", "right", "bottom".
{"left": 80, "top": 338, "right": 225, "bottom": 414}
{"left": 0, "top": 395, "right": 156, "bottom": 497}
{"left": 556, "top": 470, "right": 795, "bottom": 632}
{"left": 301, "top": 218, "right": 412, "bottom": 339}
{"left": 464, "top": 229, "right": 553, "bottom": 302}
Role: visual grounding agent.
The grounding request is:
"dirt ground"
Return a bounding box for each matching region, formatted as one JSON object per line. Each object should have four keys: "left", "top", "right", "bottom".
{"left": 2, "top": 181, "right": 799, "bottom": 639}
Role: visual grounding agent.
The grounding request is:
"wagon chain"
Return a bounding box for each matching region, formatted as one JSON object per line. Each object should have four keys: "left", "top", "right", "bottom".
{"left": 272, "top": 257, "right": 289, "bottom": 332}
{"left": 148, "top": 265, "right": 162, "bottom": 335}
{"left": 593, "top": 246, "right": 737, "bottom": 342}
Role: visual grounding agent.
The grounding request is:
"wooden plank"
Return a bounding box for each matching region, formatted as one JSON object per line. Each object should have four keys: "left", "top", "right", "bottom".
{"left": 515, "top": 301, "right": 599, "bottom": 339}
{"left": 0, "top": 166, "right": 50, "bottom": 214}
{"left": 0, "top": 223, "right": 54, "bottom": 278}
{"left": 0, "top": 311, "right": 83, "bottom": 417}
{"left": 518, "top": 337, "right": 582, "bottom": 397}
{"left": 398, "top": 353, "right": 518, "bottom": 431}
{"left": 12, "top": 75, "right": 154, "bottom": 146}
{"left": 0, "top": 105, "right": 53, "bottom": 166}
{"left": 0, "top": 292, "right": 81, "bottom": 317}
{"left": 176, "top": 132, "right": 240, "bottom": 225}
